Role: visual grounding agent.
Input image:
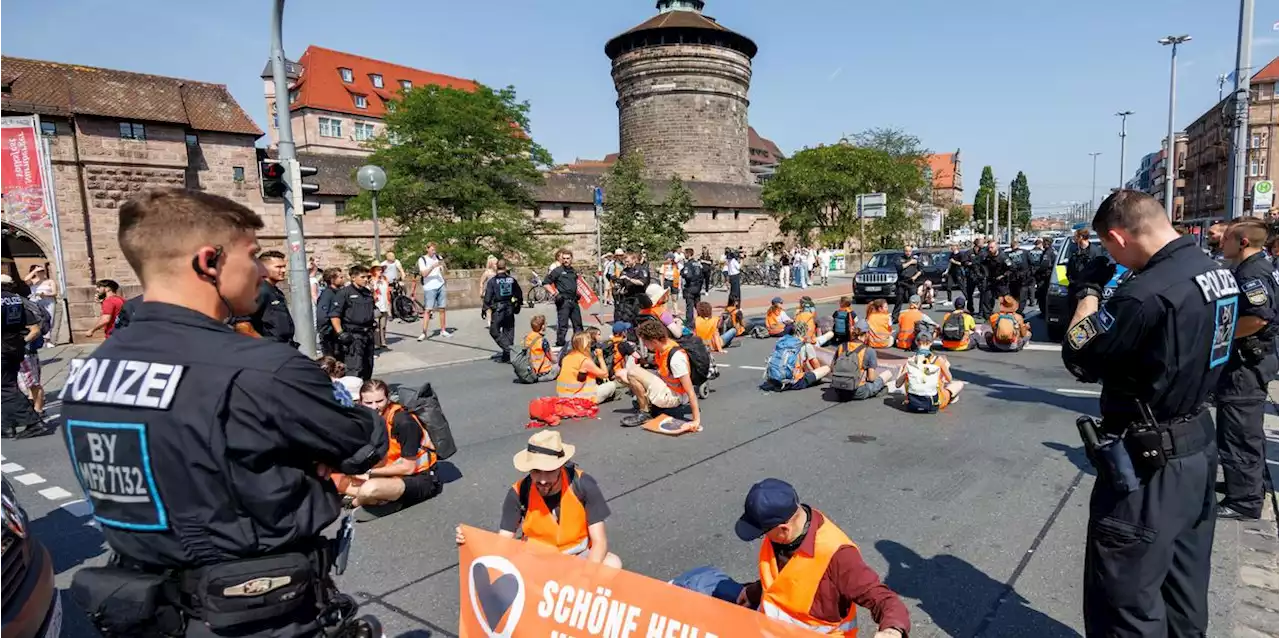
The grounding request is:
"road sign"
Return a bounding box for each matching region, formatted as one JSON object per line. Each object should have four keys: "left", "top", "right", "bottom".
{"left": 593, "top": 187, "right": 604, "bottom": 208}
{"left": 1252, "top": 180, "right": 1273, "bottom": 214}
{"left": 857, "top": 193, "right": 886, "bottom": 219}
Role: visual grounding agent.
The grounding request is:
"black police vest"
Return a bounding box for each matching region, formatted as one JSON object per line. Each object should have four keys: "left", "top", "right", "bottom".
{"left": 2, "top": 291, "right": 27, "bottom": 357}
{"left": 338, "top": 286, "right": 375, "bottom": 327}
{"left": 256, "top": 283, "right": 295, "bottom": 343}
{"left": 493, "top": 275, "right": 515, "bottom": 304}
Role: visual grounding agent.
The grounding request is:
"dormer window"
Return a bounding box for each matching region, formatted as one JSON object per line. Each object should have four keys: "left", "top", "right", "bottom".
{"left": 400, "top": 80, "right": 412, "bottom": 90}
{"left": 370, "top": 74, "right": 383, "bottom": 88}
{"left": 339, "top": 67, "right": 354, "bottom": 83}
{"left": 353, "top": 95, "right": 368, "bottom": 109}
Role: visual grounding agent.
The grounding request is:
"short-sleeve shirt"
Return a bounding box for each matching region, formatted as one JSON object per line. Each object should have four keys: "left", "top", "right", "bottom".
{"left": 418, "top": 255, "right": 445, "bottom": 290}
{"left": 101, "top": 295, "right": 125, "bottom": 338}
{"left": 667, "top": 348, "right": 690, "bottom": 379}
{"left": 498, "top": 472, "right": 611, "bottom": 533}
{"left": 391, "top": 409, "right": 424, "bottom": 457}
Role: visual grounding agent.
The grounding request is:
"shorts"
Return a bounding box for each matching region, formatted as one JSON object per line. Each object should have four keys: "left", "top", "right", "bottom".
{"left": 787, "top": 371, "right": 821, "bottom": 391}
{"left": 629, "top": 365, "right": 688, "bottom": 409}
{"left": 423, "top": 286, "right": 447, "bottom": 309}
{"left": 400, "top": 471, "right": 441, "bottom": 505}
{"left": 18, "top": 353, "right": 41, "bottom": 390}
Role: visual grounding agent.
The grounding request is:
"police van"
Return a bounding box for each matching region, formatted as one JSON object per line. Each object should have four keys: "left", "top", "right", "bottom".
{"left": 1043, "top": 232, "right": 1129, "bottom": 342}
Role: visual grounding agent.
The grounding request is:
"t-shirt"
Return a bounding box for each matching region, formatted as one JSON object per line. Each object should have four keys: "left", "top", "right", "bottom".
{"left": 898, "top": 255, "right": 921, "bottom": 284}
{"left": 381, "top": 259, "right": 402, "bottom": 283}
{"left": 101, "top": 295, "right": 125, "bottom": 338}
{"left": 727, "top": 257, "right": 741, "bottom": 276}
{"left": 498, "top": 472, "right": 611, "bottom": 533}
{"left": 667, "top": 348, "right": 690, "bottom": 379}
{"left": 391, "top": 409, "right": 425, "bottom": 458}
{"left": 418, "top": 255, "right": 445, "bottom": 290}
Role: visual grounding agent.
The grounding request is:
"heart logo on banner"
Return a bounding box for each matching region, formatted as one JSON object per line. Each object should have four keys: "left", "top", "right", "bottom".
{"left": 467, "top": 555, "right": 526, "bottom": 638}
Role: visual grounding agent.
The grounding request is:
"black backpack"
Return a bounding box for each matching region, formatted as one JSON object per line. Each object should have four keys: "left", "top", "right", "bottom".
{"left": 941, "top": 312, "right": 967, "bottom": 342}
{"left": 681, "top": 261, "right": 703, "bottom": 292}
{"left": 674, "top": 333, "right": 713, "bottom": 386}
{"left": 392, "top": 381, "right": 457, "bottom": 460}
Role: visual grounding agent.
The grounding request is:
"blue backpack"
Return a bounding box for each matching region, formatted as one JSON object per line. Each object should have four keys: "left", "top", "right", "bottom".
{"left": 765, "top": 335, "right": 804, "bottom": 388}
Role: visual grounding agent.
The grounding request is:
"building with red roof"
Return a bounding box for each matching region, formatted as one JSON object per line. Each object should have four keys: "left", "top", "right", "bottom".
{"left": 926, "top": 151, "right": 963, "bottom": 207}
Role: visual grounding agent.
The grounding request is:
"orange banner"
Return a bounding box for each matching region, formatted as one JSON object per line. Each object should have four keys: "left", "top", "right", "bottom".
{"left": 457, "top": 526, "right": 815, "bottom": 638}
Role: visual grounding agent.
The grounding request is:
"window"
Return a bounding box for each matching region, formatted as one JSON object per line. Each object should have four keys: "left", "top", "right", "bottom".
{"left": 353, "top": 95, "right": 368, "bottom": 109}
{"left": 354, "top": 122, "right": 376, "bottom": 141}
{"left": 39, "top": 121, "right": 57, "bottom": 136}
{"left": 1249, "top": 160, "right": 1260, "bottom": 177}
{"left": 232, "top": 166, "right": 245, "bottom": 183}
{"left": 370, "top": 74, "right": 383, "bottom": 88}
{"left": 711, "top": 209, "right": 719, "bottom": 220}
{"left": 319, "top": 117, "right": 342, "bottom": 138}
{"left": 1252, "top": 133, "right": 1263, "bottom": 148}
{"left": 185, "top": 133, "right": 199, "bottom": 146}
{"left": 288, "top": 90, "right": 298, "bottom": 104}
{"left": 533, "top": 206, "right": 542, "bottom": 218}
{"left": 339, "top": 67, "right": 354, "bottom": 83}
{"left": 733, "top": 210, "right": 741, "bottom": 220}
{"left": 400, "top": 80, "right": 412, "bottom": 90}
{"left": 562, "top": 206, "right": 571, "bottom": 218}
{"left": 335, "top": 199, "right": 346, "bottom": 214}
{"left": 119, "top": 121, "right": 146, "bottom": 140}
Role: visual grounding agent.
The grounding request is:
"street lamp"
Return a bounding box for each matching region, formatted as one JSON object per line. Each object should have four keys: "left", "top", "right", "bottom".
{"left": 1116, "top": 111, "right": 1134, "bottom": 188}
{"left": 1159, "top": 34, "right": 1191, "bottom": 221}
{"left": 1089, "top": 152, "right": 1102, "bottom": 214}
{"left": 356, "top": 164, "right": 388, "bottom": 258}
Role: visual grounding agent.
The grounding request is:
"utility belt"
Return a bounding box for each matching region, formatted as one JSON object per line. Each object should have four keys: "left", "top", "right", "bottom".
{"left": 343, "top": 325, "right": 373, "bottom": 334}
{"left": 72, "top": 538, "right": 350, "bottom": 637}
{"left": 1075, "top": 407, "right": 1212, "bottom": 494}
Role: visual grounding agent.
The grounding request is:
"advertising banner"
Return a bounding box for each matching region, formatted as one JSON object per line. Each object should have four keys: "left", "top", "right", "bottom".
{"left": 458, "top": 526, "right": 815, "bottom": 638}
{"left": 0, "top": 116, "right": 53, "bottom": 231}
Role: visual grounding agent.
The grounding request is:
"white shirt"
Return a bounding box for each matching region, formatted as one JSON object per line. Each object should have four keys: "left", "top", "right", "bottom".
{"left": 418, "top": 254, "right": 445, "bottom": 290}
{"left": 29, "top": 280, "right": 55, "bottom": 318}
{"left": 381, "top": 259, "right": 403, "bottom": 283}
{"left": 727, "top": 257, "right": 741, "bottom": 276}
{"left": 668, "top": 348, "right": 690, "bottom": 379}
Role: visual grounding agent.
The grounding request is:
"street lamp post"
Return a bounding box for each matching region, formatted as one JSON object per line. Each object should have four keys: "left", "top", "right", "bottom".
{"left": 1116, "top": 111, "right": 1134, "bottom": 189}
{"left": 1159, "top": 35, "right": 1191, "bottom": 221}
{"left": 356, "top": 165, "right": 387, "bottom": 257}
{"left": 1089, "top": 152, "right": 1102, "bottom": 214}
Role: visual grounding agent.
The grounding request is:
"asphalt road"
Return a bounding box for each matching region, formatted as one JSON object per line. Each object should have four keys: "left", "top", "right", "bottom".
{"left": 0, "top": 305, "right": 1250, "bottom": 637}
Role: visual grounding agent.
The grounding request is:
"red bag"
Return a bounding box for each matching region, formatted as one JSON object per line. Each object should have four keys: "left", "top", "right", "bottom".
{"left": 527, "top": 396, "right": 600, "bottom": 428}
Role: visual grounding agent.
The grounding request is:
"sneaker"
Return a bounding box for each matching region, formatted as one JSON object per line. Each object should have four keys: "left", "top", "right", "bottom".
{"left": 417, "top": 332, "right": 427, "bottom": 342}
{"left": 1216, "top": 503, "right": 1260, "bottom": 521}
{"left": 14, "top": 423, "right": 54, "bottom": 439}
{"left": 620, "top": 413, "right": 648, "bottom": 428}
{"left": 0, "top": 428, "right": 15, "bottom": 439}
{"left": 440, "top": 329, "right": 452, "bottom": 338}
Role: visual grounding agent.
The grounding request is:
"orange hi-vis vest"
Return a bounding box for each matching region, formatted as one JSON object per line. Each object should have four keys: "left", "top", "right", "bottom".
{"left": 866, "top": 313, "right": 892, "bottom": 348}
{"left": 694, "top": 316, "right": 722, "bottom": 351}
{"left": 555, "top": 351, "right": 599, "bottom": 399}
{"left": 382, "top": 404, "right": 437, "bottom": 474}
{"left": 608, "top": 335, "right": 626, "bottom": 373}
{"left": 895, "top": 309, "right": 925, "bottom": 349}
{"left": 654, "top": 340, "right": 687, "bottom": 395}
{"left": 524, "top": 332, "right": 551, "bottom": 375}
{"left": 766, "top": 307, "right": 786, "bottom": 335}
{"left": 721, "top": 307, "right": 746, "bottom": 334}
{"left": 758, "top": 509, "right": 859, "bottom": 637}
{"left": 641, "top": 299, "right": 668, "bottom": 321}
{"left": 515, "top": 466, "right": 589, "bottom": 555}
{"left": 793, "top": 309, "right": 815, "bottom": 338}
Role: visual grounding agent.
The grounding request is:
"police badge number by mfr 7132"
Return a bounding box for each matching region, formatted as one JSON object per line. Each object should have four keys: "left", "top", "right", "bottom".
{"left": 1067, "top": 316, "right": 1099, "bottom": 350}
{"left": 1209, "top": 297, "right": 1239, "bottom": 369}
{"left": 65, "top": 420, "right": 169, "bottom": 532}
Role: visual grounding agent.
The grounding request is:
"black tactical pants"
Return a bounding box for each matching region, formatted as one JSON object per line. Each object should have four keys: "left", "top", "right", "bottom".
{"left": 947, "top": 273, "right": 965, "bottom": 302}
{"left": 1, "top": 353, "right": 41, "bottom": 431}
{"left": 684, "top": 293, "right": 701, "bottom": 326}
{"left": 891, "top": 284, "right": 911, "bottom": 321}
{"left": 966, "top": 277, "right": 983, "bottom": 313}
{"left": 341, "top": 329, "right": 375, "bottom": 381}
{"left": 489, "top": 306, "right": 516, "bottom": 362}
{"left": 1215, "top": 355, "right": 1277, "bottom": 518}
{"left": 1084, "top": 412, "right": 1216, "bottom": 638}
{"left": 555, "top": 297, "right": 582, "bottom": 347}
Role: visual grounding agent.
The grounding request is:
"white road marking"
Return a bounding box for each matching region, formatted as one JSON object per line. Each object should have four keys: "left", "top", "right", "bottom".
{"left": 0, "top": 454, "right": 5, "bottom": 461}
{"left": 1057, "top": 388, "right": 1101, "bottom": 396}
{"left": 737, "top": 365, "right": 767, "bottom": 370}
{"left": 0, "top": 462, "right": 25, "bottom": 473}
{"left": 60, "top": 499, "right": 93, "bottom": 517}
{"left": 38, "top": 486, "right": 72, "bottom": 500}
{"left": 44, "top": 413, "right": 60, "bottom": 421}
{"left": 991, "top": 383, "right": 1029, "bottom": 389}
{"left": 1022, "top": 343, "right": 1061, "bottom": 352}
{"left": 13, "top": 473, "right": 45, "bottom": 486}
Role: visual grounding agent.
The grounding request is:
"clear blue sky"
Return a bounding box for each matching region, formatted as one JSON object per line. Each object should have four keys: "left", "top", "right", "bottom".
{"left": 3, "top": 0, "right": 1277, "bottom": 212}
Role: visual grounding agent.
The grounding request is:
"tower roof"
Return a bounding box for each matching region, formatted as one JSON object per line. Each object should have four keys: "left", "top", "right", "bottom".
{"left": 605, "top": 3, "right": 757, "bottom": 60}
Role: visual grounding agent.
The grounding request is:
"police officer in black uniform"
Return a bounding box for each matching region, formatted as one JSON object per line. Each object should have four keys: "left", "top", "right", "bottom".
{"left": 1032, "top": 238, "right": 1052, "bottom": 310}
{"left": 611, "top": 251, "right": 650, "bottom": 325}
{"left": 315, "top": 268, "right": 345, "bottom": 357}
{"left": 1061, "top": 190, "right": 1236, "bottom": 638}
{"left": 680, "top": 248, "right": 705, "bottom": 326}
{"left": 964, "top": 238, "right": 983, "bottom": 312}
{"left": 979, "top": 241, "right": 1010, "bottom": 316}
{"left": 482, "top": 258, "right": 523, "bottom": 363}
{"left": 329, "top": 264, "right": 376, "bottom": 381}
{"left": 547, "top": 249, "right": 583, "bottom": 347}
{"left": 891, "top": 245, "right": 922, "bottom": 321}
{"left": 1, "top": 275, "right": 51, "bottom": 439}
{"left": 946, "top": 244, "right": 966, "bottom": 304}
{"left": 1214, "top": 218, "right": 1278, "bottom": 521}
{"left": 61, "top": 189, "right": 386, "bottom": 637}
{"left": 246, "top": 250, "right": 297, "bottom": 346}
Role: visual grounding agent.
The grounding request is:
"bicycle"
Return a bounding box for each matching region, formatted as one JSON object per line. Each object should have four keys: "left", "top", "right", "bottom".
{"left": 707, "top": 269, "right": 726, "bottom": 291}
{"left": 527, "top": 271, "right": 552, "bottom": 307}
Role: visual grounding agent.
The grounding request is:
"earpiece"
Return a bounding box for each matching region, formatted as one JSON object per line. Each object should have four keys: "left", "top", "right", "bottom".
{"left": 190, "top": 246, "right": 225, "bottom": 281}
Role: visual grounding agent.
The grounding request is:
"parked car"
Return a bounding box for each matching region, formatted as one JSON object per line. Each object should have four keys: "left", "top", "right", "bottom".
{"left": 852, "top": 249, "right": 951, "bottom": 303}
{"left": 1042, "top": 234, "right": 1129, "bottom": 342}
{"left": 1, "top": 478, "right": 60, "bottom": 638}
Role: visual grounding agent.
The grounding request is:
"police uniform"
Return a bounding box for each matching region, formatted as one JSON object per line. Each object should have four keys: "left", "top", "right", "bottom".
{"left": 979, "top": 249, "right": 1010, "bottom": 316}
{"left": 547, "top": 264, "right": 582, "bottom": 347}
{"left": 615, "top": 263, "right": 650, "bottom": 325}
{"left": 330, "top": 283, "right": 376, "bottom": 381}
{"left": 1215, "top": 250, "right": 1278, "bottom": 519}
{"left": 1061, "top": 234, "right": 1236, "bottom": 637}
{"left": 315, "top": 284, "right": 341, "bottom": 357}
{"left": 962, "top": 248, "right": 981, "bottom": 312}
{"left": 1, "top": 289, "right": 43, "bottom": 435}
{"left": 483, "top": 271, "right": 523, "bottom": 362}
{"left": 891, "top": 254, "right": 921, "bottom": 320}
{"left": 680, "top": 259, "right": 704, "bottom": 326}
{"left": 114, "top": 295, "right": 144, "bottom": 332}
{"left": 947, "top": 251, "right": 966, "bottom": 303}
{"left": 249, "top": 281, "right": 297, "bottom": 347}
{"left": 61, "top": 302, "right": 386, "bottom": 637}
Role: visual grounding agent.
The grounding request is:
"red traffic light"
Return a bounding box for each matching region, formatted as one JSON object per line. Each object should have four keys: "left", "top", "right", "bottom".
{"left": 262, "top": 162, "right": 286, "bottom": 180}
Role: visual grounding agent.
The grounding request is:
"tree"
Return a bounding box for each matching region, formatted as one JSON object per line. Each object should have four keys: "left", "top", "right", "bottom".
{"left": 341, "top": 83, "right": 559, "bottom": 268}
{"left": 944, "top": 204, "right": 970, "bottom": 235}
{"left": 762, "top": 142, "right": 927, "bottom": 250}
{"left": 598, "top": 153, "right": 696, "bottom": 256}
{"left": 1010, "top": 171, "right": 1032, "bottom": 231}
{"left": 972, "top": 166, "right": 997, "bottom": 232}
{"left": 851, "top": 127, "right": 929, "bottom": 160}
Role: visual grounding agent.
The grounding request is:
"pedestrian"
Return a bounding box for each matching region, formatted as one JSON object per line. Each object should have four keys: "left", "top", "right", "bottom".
{"left": 891, "top": 245, "right": 921, "bottom": 321}
{"left": 60, "top": 188, "right": 386, "bottom": 637}
{"left": 24, "top": 264, "right": 55, "bottom": 344}
{"left": 371, "top": 264, "right": 391, "bottom": 349}
{"left": 1214, "top": 219, "right": 1277, "bottom": 521}
{"left": 1061, "top": 190, "right": 1235, "bottom": 637}
{"left": 17, "top": 294, "right": 47, "bottom": 415}
{"left": 482, "top": 259, "right": 522, "bottom": 363}
{"left": 329, "top": 264, "right": 377, "bottom": 381}
{"left": 416, "top": 242, "right": 450, "bottom": 340}
{"left": 733, "top": 478, "right": 910, "bottom": 638}
{"left": 83, "top": 279, "right": 124, "bottom": 339}
{"left": 478, "top": 255, "right": 498, "bottom": 296}
{"left": 1, "top": 275, "right": 52, "bottom": 439}
{"left": 308, "top": 256, "right": 322, "bottom": 302}
{"left": 726, "top": 247, "right": 743, "bottom": 303}
{"left": 547, "top": 249, "right": 584, "bottom": 348}
{"left": 380, "top": 250, "right": 404, "bottom": 286}
{"left": 680, "top": 247, "right": 704, "bottom": 326}
{"left": 778, "top": 249, "right": 791, "bottom": 288}
{"left": 818, "top": 246, "right": 832, "bottom": 285}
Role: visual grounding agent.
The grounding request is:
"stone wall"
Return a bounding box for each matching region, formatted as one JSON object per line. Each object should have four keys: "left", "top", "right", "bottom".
{"left": 612, "top": 44, "right": 753, "bottom": 185}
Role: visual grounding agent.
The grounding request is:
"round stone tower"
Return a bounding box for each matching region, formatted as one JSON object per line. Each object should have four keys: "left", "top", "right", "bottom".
{"left": 605, "top": 0, "right": 757, "bottom": 185}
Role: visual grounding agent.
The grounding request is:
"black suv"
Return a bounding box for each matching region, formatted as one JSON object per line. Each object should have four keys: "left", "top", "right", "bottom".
{"left": 2, "top": 478, "right": 60, "bottom": 638}
{"left": 852, "top": 250, "right": 950, "bottom": 303}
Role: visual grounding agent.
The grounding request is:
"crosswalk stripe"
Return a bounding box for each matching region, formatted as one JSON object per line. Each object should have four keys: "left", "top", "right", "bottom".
{"left": 13, "top": 473, "right": 45, "bottom": 486}
{"left": 0, "top": 462, "right": 25, "bottom": 473}
{"left": 1057, "top": 388, "right": 1101, "bottom": 396}
{"left": 38, "top": 486, "right": 72, "bottom": 500}
{"left": 737, "top": 365, "right": 767, "bottom": 370}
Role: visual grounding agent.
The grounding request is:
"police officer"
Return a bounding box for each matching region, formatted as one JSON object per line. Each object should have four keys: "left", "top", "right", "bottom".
{"left": 316, "top": 268, "right": 345, "bottom": 357}
{"left": 482, "top": 259, "right": 523, "bottom": 363}
{"left": 611, "top": 251, "right": 650, "bottom": 325}
{"left": 680, "top": 247, "right": 705, "bottom": 326}
{"left": 1214, "top": 219, "right": 1277, "bottom": 521}
{"left": 246, "top": 250, "right": 297, "bottom": 347}
{"left": 891, "top": 245, "right": 922, "bottom": 321}
{"left": 979, "top": 241, "right": 1010, "bottom": 316}
{"left": 946, "top": 243, "right": 966, "bottom": 305}
{"left": 330, "top": 265, "right": 377, "bottom": 381}
{"left": 1, "top": 275, "right": 51, "bottom": 439}
{"left": 964, "top": 238, "right": 983, "bottom": 312}
{"left": 1061, "top": 190, "right": 1234, "bottom": 637}
{"left": 1006, "top": 243, "right": 1029, "bottom": 312}
{"left": 1032, "top": 238, "right": 1052, "bottom": 310}
{"left": 61, "top": 188, "right": 386, "bottom": 637}
{"left": 547, "top": 249, "right": 583, "bottom": 347}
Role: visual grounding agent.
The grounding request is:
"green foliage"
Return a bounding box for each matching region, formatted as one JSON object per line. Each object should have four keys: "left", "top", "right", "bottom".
{"left": 1010, "top": 171, "right": 1032, "bottom": 231}
{"left": 762, "top": 141, "right": 927, "bottom": 250}
{"left": 340, "top": 83, "right": 559, "bottom": 268}
{"left": 335, "top": 243, "right": 376, "bottom": 267}
{"left": 945, "top": 204, "right": 970, "bottom": 234}
{"left": 972, "top": 166, "right": 997, "bottom": 231}
{"left": 598, "top": 153, "right": 696, "bottom": 256}
{"left": 851, "top": 127, "right": 929, "bottom": 160}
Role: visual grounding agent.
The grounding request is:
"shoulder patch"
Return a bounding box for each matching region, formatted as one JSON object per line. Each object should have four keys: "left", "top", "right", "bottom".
{"left": 1096, "top": 306, "right": 1115, "bottom": 332}
{"left": 1242, "top": 279, "right": 1270, "bottom": 307}
{"left": 66, "top": 420, "right": 168, "bottom": 531}
{"left": 1067, "top": 317, "right": 1099, "bottom": 350}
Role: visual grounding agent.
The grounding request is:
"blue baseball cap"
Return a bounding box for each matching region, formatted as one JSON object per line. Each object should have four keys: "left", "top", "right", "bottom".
{"left": 771, "top": 296, "right": 784, "bottom": 305}
{"left": 952, "top": 294, "right": 966, "bottom": 310}
{"left": 611, "top": 321, "right": 631, "bottom": 335}
{"left": 735, "top": 478, "right": 800, "bottom": 541}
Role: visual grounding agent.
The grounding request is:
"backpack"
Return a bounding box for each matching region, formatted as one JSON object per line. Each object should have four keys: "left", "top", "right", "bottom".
{"left": 904, "top": 354, "right": 942, "bottom": 413}
{"left": 832, "top": 310, "right": 850, "bottom": 335}
{"left": 517, "top": 463, "right": 583, "bottom": 516}
{"left": 511, "top": 347, "right": 538, "bottom": 384}
{"left": 993, "top": 313, "right": 1019, "bottom": 345}
{"left": 765, "top": 335, "right": 804, "bottom": 388}
{"left": 830, "top": 343, "right": 867, "bottom": 392}
{"left": 392, "top": 381, "right": 457, "bottom": 460}
{"left": 681, "top": 261, "right": 703, "bottom": 292}
{"left": 674, "top": 334, "right": 713, "bottom": 386}
{"left": 941, "top": 312, "right": 967, "bottom": 342}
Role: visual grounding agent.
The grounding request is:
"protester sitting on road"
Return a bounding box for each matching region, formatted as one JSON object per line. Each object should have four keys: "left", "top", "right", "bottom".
{"left": 603, "top": 322, "right": 633, "bottom": 381}
{"left": 619, "top": 319, "right": 701, "bottom": 430}
{"left": 764, "top": 296, "right": 791, "bottom": 337}
{"left": 720, "top": 296, "right": 747, "bottom": 344}
{"left": 979, "top": 295, "right": 1031, "bottom": 352}
{"left": 454, "top": 430, "right": 621, "bottom": 567}
{"left": 318, "top": 355, "right": 363, "bottom": 404}
{"left": 938, "top": 295, "right": 978, "bottom": 351}
{"left": 918, "top": 279, "right": 936, "bottom": 309}
{"left": 894, "top": 295, "right": 937, "bottom": 350}
{"left": 865, "top": 299, "right": 894, "bottom": 348}
{"left": 640, "top": 282, "right": 685, "bottom": 337}
{"left": 694, "top": 301, "right": 727, "bottom": 352}
{"left": 897, "top": 332, "right": 964, "bottom": 413}
{"left": 763, "top": 323, "right": 832, "bottom": 391}
{"left": 830, "top": 322, "right": 895, "bottom": 401}
{"left": 829, "top": 296, "right": 858, "bottom": 347}
{"left": 522, "top": 314, "right": 558, "bottom": 380}
{"left": 733, "top": 478, "right": 911, "bottom": 637}
{"left": 556, "top": 332, "right": 622, "bottom": 404}
{"left": 341, "top": 379, "right": 441, "bottom": 521}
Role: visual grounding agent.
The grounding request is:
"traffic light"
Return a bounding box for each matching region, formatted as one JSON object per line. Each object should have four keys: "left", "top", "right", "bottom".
{"left": 295, "top": 164, "right": 321, "bottom": 213}
{"left": 260, "top": 160, "right": 287, "bottom": 198}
